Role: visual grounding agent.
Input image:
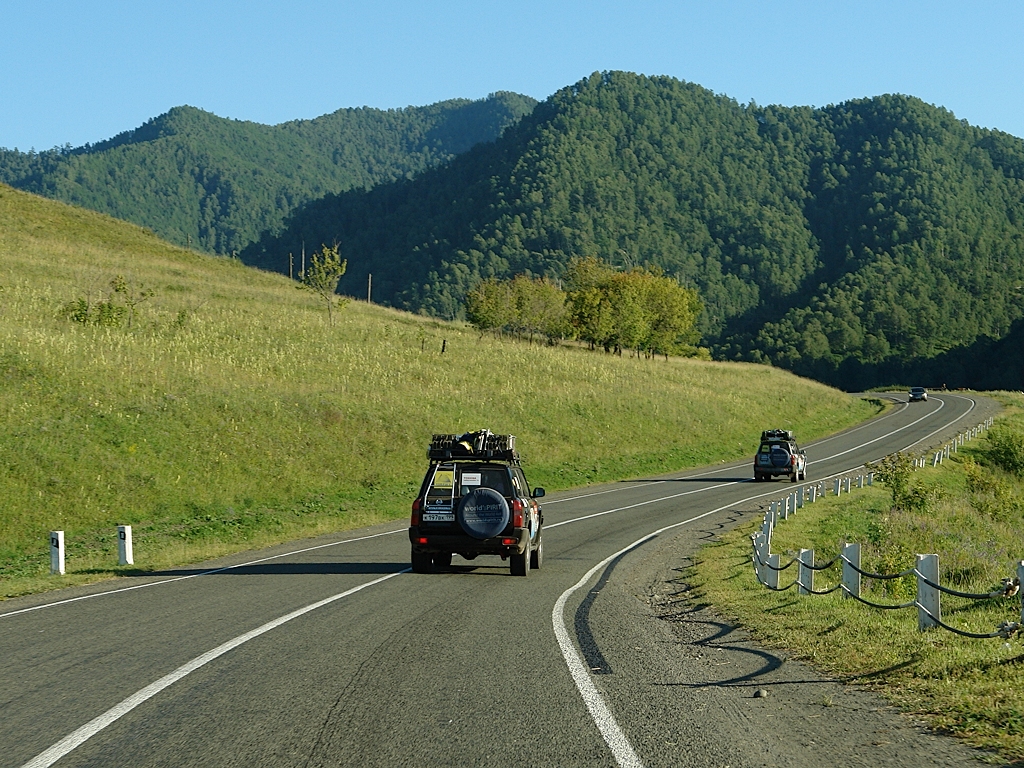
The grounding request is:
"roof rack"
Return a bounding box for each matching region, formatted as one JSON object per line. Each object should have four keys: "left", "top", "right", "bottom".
{"left": 761, "top": 429, "right": 794, "bottom": 442}
{"left": 428, "top": 429, "right": 520, "bottom": 463}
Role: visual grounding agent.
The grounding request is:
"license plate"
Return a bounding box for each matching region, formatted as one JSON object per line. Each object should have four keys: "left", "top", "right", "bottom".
{"left": 422, "top": 513, "right": 455, "bottom": 522}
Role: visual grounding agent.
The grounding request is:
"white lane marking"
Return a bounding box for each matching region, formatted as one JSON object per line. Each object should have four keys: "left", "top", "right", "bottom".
{"left": 804, "top": 396, "right": 944, "bottom": 466}
{"left": 546, "top": 396, "right": 977, "bottom": 531}
{"left": 544, "top": 392, "right": 908, "bottom": 505}
{"left": 20, "top": 570, "right": 408, "bottom": 768}
{"left": 0, "top": 528, "right": 406, "bottom": 619}
{"left": 552, "top": 497, "right": 752, "bottom": 768}
{"left": 550, "top": 393, "right": 982, "bottom": 766}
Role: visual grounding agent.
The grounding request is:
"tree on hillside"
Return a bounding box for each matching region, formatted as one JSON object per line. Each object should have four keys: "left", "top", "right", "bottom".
{"left": 466, "top": 277, "right": 514, "bottom": 336}
{"left": 301, "top": 243, "right": 348, "bottom": 325}
{"left": 563, "top": 257, "right": 702, "bottom": 357}
{"left": 511, "top": 275, "right": 567, "bottom": 343}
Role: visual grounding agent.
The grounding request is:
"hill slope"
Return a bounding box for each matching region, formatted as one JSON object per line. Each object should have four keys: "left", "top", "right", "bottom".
{"left": 0, "top": 183, "right": 873, "bottom": 596}
{"left": 0, "top": 92, "right": 536, "bottom": 255}
{"left": 242, "top": 72, "right": 1024, "bottom": 389}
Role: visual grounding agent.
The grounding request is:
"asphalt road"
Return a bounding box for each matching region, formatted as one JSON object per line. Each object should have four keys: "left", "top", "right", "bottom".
{"left": 1, "top": 393, "right": 1003, "bottom": 768}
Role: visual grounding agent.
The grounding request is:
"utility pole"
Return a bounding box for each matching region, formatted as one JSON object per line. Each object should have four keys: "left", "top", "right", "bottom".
{"left": 367, "top": 273, "right": 372, "bottom": 303}
{"left": 288, "top": 252, "right": 293, "bottom": 280}
{"left": 301, "top": 241, "right": 305, "bottom": 279}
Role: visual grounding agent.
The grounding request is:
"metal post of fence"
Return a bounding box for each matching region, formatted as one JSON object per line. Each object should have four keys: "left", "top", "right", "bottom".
{"left": 808, "top": 485, "right": 815, "bottom": 503}
{"left": 857, "top": 475, "right": 863, "bottom": 488}
{"left": 842, "top": 543, "right": 861, "bottom": 599}
{"left": 834, "top": 478, "right": 842, "bottom": 496}
{"left": 844, "top": 477, "right": 851, "bottom": 494}
{"left": 797, "top": 487, "right": 804, "bottom": 509}
{"left": 118, "top": 525, "right": 134, "bottom": 566}
{"left": 798, "top": 549, "right": 814, "bottom": 595}
{"left": 867, "top": 472, "right": 874, "bottom": 486}
{"left": 50, "top": 531, "right": 65, "bottom": 575}
{"left": 782, "top": 496, "right": 790, "bottom": 520}
{"left": 917, "top": 553, "right": 940, "bottom": 631}
{"left": 790, "top": 491, "right": 798, "bottom": 514}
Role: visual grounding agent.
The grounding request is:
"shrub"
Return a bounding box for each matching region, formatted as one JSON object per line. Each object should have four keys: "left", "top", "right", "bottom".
{"left": 988, "top": 424, "right": 1024, "bottom": 476}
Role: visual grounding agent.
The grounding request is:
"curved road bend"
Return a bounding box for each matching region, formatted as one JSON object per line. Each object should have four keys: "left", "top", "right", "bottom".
{"left": 1, "top": 393, "right": 1001, "bottom": 767}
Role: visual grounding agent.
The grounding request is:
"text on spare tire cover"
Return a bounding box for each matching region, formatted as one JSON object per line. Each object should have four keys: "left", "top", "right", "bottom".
{"left": 457, "top": 487, "right": 510, "bottom": 539}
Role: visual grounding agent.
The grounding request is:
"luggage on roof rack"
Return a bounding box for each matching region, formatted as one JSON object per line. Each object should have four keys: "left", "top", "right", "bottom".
{"left": 761, "top": 429, "right": 794, "bottom": 442}
{"left": 428, "top": 429, "right": 519, "bottom": 462}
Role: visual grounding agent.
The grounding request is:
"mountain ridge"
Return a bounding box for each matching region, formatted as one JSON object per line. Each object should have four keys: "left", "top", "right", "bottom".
{"left": 241, "top": 71, "right": 1024, "bottom": 389}
{"left": 0, "top": 92, "right": 538, "bottom": 255}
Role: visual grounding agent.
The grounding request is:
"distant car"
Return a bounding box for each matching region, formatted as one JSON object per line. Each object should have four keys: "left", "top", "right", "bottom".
{"left": 909, "top": 387, "right": 928, "bottom": 402}
{"left": 753, "top": 429, "right": 807, "bottom": 483}
{"left": 409, "top": 430, "right": 544, "bottom": 576}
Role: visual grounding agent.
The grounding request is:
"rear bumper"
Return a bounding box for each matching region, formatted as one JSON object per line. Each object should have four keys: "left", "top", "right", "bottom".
{"left": 409, "top": 527, "right": 531, "bottom": 556}
{"left": 754, "top": 465, "right": 795, "bottom": 476}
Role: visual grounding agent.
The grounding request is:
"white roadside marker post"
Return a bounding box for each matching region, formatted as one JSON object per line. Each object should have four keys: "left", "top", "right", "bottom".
{"left": 50, "top": 531, "right": 65, "bottom": 575}
{"left": 118, "top": 525, "right": 134, "bottom": 566}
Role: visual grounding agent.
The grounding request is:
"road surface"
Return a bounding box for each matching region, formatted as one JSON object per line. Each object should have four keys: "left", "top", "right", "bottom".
{"left": 1, "top": 393, "right": 1001, "bottom": 767}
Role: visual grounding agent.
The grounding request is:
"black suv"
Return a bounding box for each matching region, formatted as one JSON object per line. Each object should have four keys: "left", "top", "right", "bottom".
{"left": 753, "top": 428, "right": 807, "bottom": 482}
{"left": 409, "top": 430, "right": 545, "bottom": 576}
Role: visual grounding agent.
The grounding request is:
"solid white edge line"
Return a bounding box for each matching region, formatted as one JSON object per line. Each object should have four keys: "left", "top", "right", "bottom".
{"left": 544, "top": 391, "right": 907, "bottom": 506}
{"left": 0, "top": 528, "right": 407, "bottom": 619}
{"left": 20, "top": 569, "right": 408, "bottom": 768}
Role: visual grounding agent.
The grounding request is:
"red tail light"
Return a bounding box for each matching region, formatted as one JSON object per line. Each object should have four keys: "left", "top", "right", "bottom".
{"left": 512, "top": 499, "right": 524, "bottom": 528}
{"left": 411, "top": 498, "right": 421, "bottom": 526}
{"left": 791, "top": 455, "right": 797, "bottom": 466}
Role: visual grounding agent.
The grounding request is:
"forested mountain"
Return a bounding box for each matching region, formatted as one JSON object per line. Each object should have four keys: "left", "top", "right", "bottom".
{"left": 242, "top": 72, "right": 1024, "bottom": 389}
{"left": 0, "top": 92, "right": 536, "bottom": 254}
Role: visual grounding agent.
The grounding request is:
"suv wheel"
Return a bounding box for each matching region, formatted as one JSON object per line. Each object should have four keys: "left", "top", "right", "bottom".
{"left": 530, "top": 536, "right": 543, "bottom": 570}
{"left": 510, "top": 545, "right": 530, "bottom": 577}
{"left": 411, "top": 547, "right": 433, "bottom": 573}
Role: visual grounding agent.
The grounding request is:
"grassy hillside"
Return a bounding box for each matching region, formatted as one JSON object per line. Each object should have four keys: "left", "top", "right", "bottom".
{"left": 0, "top": 93, "right": 537, "bottom": 255}
{"left": 0, "top": 184, "right": 876, "bottom": 597}
{"left": 243, "top": 72, "right": 1024, "bottom": 390}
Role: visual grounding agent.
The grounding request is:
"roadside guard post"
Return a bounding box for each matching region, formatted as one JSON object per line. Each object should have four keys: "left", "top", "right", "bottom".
{"left": 50, "top": 531, "right": 65, "bottom": 575}
{"left": 118, "top": 525, "right": 134, "bottom": 566}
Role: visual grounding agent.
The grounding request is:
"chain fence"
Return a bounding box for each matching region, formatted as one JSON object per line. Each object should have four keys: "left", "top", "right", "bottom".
{"left": 748, "top": 416, "right": 1024, "bottom": 641}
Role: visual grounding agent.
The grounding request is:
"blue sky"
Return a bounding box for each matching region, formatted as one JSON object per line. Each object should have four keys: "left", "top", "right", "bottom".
{"left": 2, "top": 0, "right": 1022, "bottom": 151}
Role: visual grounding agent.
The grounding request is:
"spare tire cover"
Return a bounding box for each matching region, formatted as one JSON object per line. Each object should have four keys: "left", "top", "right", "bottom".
{"left": 770, "top": 445, "right": 792, "bottom": 468}
{"left": 457, "top": 487, "right": 510, "bottom": 539}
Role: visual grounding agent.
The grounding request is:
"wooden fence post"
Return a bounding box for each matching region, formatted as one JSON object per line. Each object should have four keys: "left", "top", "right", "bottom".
{"left": 767, "top": 554, "right": 781, "bottom": 590}
{"left": 798, "top": 549, "right": 814, "bottom": 595}
{"left": 842, "top": 542, "right": 860, "bottom": 599}
{"left": 917, "top": 553, "right": 940, "bottom": 631}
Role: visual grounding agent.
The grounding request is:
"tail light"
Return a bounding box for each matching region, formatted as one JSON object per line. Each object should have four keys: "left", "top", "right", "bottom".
{"left": 512, "top": 499, "right": 524, "bottom": 528}
{"left": 791, "top": 455, "right": 797, "bottom": 466}
{"left": 411, "top": 498, "right": 421, "bottom": 526}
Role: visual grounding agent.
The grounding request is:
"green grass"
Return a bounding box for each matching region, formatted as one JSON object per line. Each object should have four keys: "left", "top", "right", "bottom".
{"left": 0, "top": 183, "right": 877, "bottom": 597}
{"left": 695, "top": 392, "right": 1024, "bottom": 761}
